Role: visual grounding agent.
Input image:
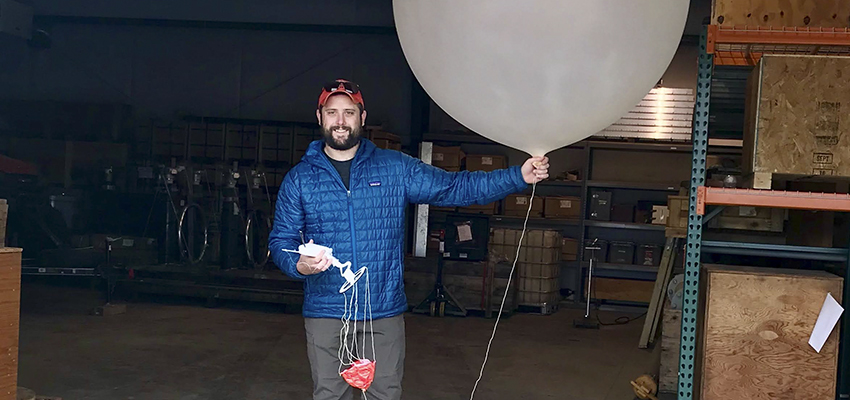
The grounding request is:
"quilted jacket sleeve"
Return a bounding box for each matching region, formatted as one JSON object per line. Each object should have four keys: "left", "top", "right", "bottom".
{"left": 268, "top": 171, "right": 308, "bottom": 280}
{"left": 404, "top": 154, "right": 528, "bottom": 206}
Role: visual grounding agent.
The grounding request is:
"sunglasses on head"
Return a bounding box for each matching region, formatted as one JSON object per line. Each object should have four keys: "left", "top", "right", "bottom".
{"left": 323, "top": 80, "right": 360, "bottom": 95}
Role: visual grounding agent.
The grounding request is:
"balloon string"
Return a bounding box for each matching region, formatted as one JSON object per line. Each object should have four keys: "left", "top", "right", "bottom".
{"left": 469, "top": 180, "right": 537, "bottom": 400}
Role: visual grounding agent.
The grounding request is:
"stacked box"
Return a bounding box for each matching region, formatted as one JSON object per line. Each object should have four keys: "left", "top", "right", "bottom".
{"left": 458, "top": 154, "right": 505, "bottom": 213}
{"left": 544, "top": 196, "right": 581, "bottom": 219}
{"left": 431, "top": 145, "right": 465, "bottom": 171}
{"left": 367, "top": 129, "right": 402, "bottom": 151}
{"left": 503, "top": 194, "right": 543, "bottom": 217}
{"left": 490, "top": 229, "right": 561, "bottom": 306}
{"left": 465, "top": 154, "right": 506, "bottom": 172}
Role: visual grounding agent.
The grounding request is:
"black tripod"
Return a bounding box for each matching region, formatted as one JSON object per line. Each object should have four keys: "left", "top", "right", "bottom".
{"left": 413, "top": 251, "right": 467, "bottom": 317}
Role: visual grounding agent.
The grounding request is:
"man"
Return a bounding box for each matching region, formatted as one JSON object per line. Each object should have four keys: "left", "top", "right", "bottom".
{"left": 269, "top": 79, "right": 549, "bottom": 400}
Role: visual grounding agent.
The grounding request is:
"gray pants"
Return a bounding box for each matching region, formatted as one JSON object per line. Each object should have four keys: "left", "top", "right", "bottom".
{"left": 304, "top": 315, "right": 405, "bottom": 400}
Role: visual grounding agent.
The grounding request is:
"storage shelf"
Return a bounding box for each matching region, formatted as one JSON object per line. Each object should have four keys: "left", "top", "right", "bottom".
{"left": 538, "top": 180, "right": 583, "bottom": 188}
{"left": 588, "top": 180, "right": 681, "bottom": 191}
{"left": 679, "top": 26, "right": 850, "bottom": 400}
{"left": 429, "top": 210, "right": 580, "bottom": 228}
{"left": 708, "top": 25, "right": 850, "bottom": 66}
{"left": 582, "top": 262, "right": 660, "bottom": 274}
{"left": 702, "top": 240, "right": 847, "bottom": 262}
{"left": 697, "top": 186, "right": 850, "bottom": 214}
{"left": 584, "top": 220, "right": 665, "bottom": 231}
{"left": 490, "top": 215, "right": 581, "bottom": 227}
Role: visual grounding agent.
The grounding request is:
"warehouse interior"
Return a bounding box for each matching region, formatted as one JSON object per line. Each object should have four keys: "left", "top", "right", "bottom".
{"left": 1, "top": 1, "right": 849, "bottom": 399}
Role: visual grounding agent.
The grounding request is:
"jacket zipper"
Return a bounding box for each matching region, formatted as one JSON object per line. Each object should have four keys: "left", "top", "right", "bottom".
{"left": 321, "top": 154, "right": 359, "bottom": 270}
{"left": 347, "top": 190, "right": 358, "bottom": 270}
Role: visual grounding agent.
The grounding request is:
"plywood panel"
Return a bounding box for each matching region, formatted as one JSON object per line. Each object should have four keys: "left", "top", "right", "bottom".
{"left": 698, "top": 264, "right": 843, "bottom": 400}
{"left": 0, "top": 248, "right": 22, "bottom": 400}
{"left": 712, "top": 0, "right": 850, "bottom": 27}
{"left": 744, "top": 55, "right": 850, "bottom": 185}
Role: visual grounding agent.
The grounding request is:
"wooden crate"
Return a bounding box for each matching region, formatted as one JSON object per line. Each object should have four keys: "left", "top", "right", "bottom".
{"left": 743, "top": 55, "right": 850, "bottom": 189}
{"left": 711, "top": 0, "right": 850, "bottom": 28}
{"left": 696, "top": 264, "right": 844, "bottom": 400}
{"left": 0, "top": 248, "right": 22, "bottom": 400}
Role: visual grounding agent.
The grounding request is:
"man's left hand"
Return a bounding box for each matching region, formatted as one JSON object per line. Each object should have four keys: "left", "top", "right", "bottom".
{"left": 521, "top": 156, "right": 550, "bottom": 184}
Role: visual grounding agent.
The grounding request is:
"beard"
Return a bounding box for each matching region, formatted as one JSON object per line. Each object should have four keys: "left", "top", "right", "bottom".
{"left": 322, "top": 123, "right": 363, "bottom": 151}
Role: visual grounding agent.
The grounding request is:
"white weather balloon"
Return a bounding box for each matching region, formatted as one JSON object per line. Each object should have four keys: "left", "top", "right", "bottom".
{"left": 393, "top": 1, "right": 690, "bottom": 156}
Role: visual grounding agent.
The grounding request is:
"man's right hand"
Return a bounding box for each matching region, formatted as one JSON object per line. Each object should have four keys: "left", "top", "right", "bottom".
{"left": 296, "top": 239, "right": 332, "bottom": 275}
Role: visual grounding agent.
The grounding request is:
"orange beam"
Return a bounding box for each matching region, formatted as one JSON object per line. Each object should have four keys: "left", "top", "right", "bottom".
{"left": 714, "top": 51, "right": 763, "bottom": 66}
{"left": 709, "top": 25, "right": 850, "bottom": 50}
{"left": 697, "top": 186, "right": 850, "bottom": 215}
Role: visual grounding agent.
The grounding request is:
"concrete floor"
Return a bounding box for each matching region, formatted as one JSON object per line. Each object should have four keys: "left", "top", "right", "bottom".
{"left": 17, "top": 278, "right": 664, "bottom": 400}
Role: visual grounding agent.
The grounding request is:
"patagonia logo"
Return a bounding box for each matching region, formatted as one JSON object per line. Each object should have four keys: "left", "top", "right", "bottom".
{"left": 369, "top": 181, "right": 381, "bottom": 187}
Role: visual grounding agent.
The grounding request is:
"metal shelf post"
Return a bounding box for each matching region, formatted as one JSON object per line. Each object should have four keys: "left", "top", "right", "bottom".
{"left": 677, "top": 26, "right": 712, "bottom": 400}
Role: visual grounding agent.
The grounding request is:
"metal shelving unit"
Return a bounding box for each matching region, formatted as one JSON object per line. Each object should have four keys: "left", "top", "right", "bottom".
{"left": 677, "top": 25, "right": 850, "bottom": 400}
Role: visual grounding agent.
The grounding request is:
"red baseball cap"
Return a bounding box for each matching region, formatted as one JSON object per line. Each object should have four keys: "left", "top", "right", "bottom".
{"left": 318, "top": 79, "right": 365, "bottom": 109}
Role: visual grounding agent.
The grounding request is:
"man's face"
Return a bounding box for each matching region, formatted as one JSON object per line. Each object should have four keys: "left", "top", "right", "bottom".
{"left": 317, "top": 93, "right": 367, "bottom": 151}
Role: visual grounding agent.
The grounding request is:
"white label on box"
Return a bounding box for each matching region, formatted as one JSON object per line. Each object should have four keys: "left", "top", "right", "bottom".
{"left": 516, "top": 197, "right": 528, "bottom": 205}
{"left": 560, "top": 200, "right": 572, "bottom": 208}
{"left": 738, "top": 206, "right": 757, "bottom": 217}
{"left": 122, "top": 239, "right": 134, "bottom": 247}
{"left": 482, "top": 156, "right": 493, "bottom": 165}
{"left": 457, "top": 224, "right": 473, "bottom": 242}
{"left": 433, "top": 153, "right": 444, "bottom": 161}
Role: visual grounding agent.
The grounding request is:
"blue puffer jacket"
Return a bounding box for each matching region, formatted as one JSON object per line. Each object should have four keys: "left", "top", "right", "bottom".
{"left": 269, "top": 139, "right": 528, "bottom": 320}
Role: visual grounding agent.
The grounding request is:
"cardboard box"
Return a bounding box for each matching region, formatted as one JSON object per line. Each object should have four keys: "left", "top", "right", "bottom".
{"left": 465, "top": 154, "right": 506, "bottom": 172}
{"left": 743, "top": 55, "right": 850, "bottom": 188}
{"left": 504, "top": 194, "right": 543, "bottom": 217}
{"left": 544, "top": 196, "right": 581, "bottom": 219}
{"left": 432, "top": 145, "right": 465, "bottom": 169}
{"left": 561, "top": 237, "right": 579, "bottom": 261}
